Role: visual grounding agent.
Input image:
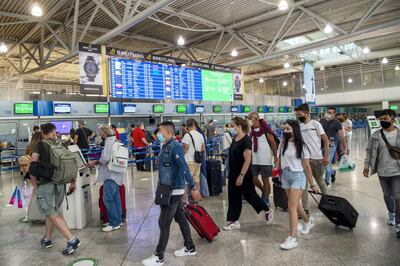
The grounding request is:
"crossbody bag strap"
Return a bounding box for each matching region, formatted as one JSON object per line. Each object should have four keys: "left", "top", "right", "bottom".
{"left": 188, "top": 132, "right": 197, "bottom": 152}
{"left": 380, "top": 129, "right": 392, "bottom": 150}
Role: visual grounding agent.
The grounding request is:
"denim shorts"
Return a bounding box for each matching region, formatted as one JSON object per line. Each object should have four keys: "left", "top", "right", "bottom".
{"left": 281, "top": 168, "right": 306, "bottom": 190}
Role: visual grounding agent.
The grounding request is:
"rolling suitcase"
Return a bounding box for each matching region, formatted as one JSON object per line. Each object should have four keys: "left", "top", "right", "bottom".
{"left": 206, "top": 159, "right": 222, "bottom": 196}
{"left": 273, "top": 182, "right": 288, "bottom": 211}
{"left": 309, "top": 191, "right": 358, "bottom": 229}
{"left": 184, "top": 203, "right": 220, "bottom": 242}
{"left": 99, "top": 184, "right": 127, "bottom": 223}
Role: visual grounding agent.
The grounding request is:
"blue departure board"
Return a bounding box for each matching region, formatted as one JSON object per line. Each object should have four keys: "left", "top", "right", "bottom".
{"left": 110, "top": 58, "right": 203, "bottom": 100}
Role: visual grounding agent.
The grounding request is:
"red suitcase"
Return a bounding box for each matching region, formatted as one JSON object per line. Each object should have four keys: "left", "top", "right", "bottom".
{"left": 184, "top": 203, "right": 220, "bottom": 242}
{"left": 99, "top": 184, "right": 127, "bottom": 223}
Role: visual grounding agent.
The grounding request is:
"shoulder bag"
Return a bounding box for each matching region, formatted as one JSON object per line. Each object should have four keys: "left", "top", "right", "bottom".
{"left": 380, "top": 129, "right": 400, "bottom": 160}
{"left": 188, "top": 132, "right": 202, "bottom": 163}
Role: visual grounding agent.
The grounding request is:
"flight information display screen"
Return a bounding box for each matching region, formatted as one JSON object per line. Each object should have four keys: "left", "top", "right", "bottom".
{"left": 109, "top": 58, "right": 235, "bottom": 101}
{"left": 110, "top": 58, "right": 203, "bottom": 101}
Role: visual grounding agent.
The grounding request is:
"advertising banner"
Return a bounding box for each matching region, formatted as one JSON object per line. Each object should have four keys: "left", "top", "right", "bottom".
{"left": 79, "top": 43, "right": 103, "bottom": 94}
{"left": 303, "top": 62, "right": 315, "bottom": 104}
{"left": 233, "top": 72, "right": 243, "bottom": 100}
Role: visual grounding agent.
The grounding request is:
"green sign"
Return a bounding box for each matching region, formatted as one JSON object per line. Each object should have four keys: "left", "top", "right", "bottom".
{"left": 94, "top": 104, "right": 109, "bottom": 113}
{"left": 176, "top": 105, "right": 187, "bottom": 113}
{"left": 310, "top": 107, "right": 317, "bottom": 113}
{"left": 153, "top": 104, "right": 164, "bottom": 113}
{"left": 243, "top": 106, "right": 251, "bottom": 113}
{"left": 390, "top": 105, "right": 398, "bottom": 111}
{"left": 213, "top": 105, "right": 222, "bottom": 113}
{"left": 201, "top": 70, "right": 233, "bottom": 102}
{"left": 288, "top": 107, "right": 293, "bottom": 112}
{"left": 257, "top": 106, "right": 264, "bottom": 113}
{"left": 14, "top": 103, "right": 34, "bottom": 114}
{"left": 268, "top": 107, "right": 274, "bottom": 113}
{"left": 279, "top": 107, "right": 286, "bottom": 113}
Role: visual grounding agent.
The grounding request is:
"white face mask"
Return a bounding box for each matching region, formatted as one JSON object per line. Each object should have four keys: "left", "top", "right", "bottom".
{"left": 325, "top": 113, "right": 334, "bottom": 120}
{"left": 248, "top": 120, "right": 253, "bottom": 127}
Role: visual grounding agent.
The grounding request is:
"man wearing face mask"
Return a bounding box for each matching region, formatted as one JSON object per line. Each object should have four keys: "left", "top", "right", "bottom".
{"left": 320, "top": 107, "right": 347, "bottom": 186}
{"left": 364, "top": 109, "right": 400, "bottom": 239}
{"left": 295, "top": 104, "right": 330, "bottom": 215}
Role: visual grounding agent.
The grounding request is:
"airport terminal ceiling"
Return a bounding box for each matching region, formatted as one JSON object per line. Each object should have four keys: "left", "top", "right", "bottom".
{"left": 0, "top": 0, "right": 399, "bottom": 98}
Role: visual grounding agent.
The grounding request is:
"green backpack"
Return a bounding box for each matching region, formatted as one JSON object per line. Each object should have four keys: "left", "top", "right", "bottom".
{"left": 43, "top": 140, "right": 78, "bottom": 184}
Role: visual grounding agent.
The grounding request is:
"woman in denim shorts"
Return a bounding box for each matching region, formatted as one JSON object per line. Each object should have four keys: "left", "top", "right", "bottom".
{"left": 276, "top": 120, "right": 318, "bottom": 250}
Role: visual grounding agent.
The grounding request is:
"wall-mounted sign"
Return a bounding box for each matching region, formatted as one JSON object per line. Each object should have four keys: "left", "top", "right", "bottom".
{"left": 195, "top": 105, "right": 205, "bottom": 113}
{"left": 153, "top": 104, "right": 164, "bottom": 113}
{"left": 14, "top": 103, "right": 33, "bottom": 114}
{"left": 123, "top": 103, "right": 136, "bottom": 113}
{"left": 213, "top": 105, "right": 222, "bottom": 113}
{"left": 176, "top": 105, "right": 187, "bottom": 113}
{"left": 231, "top": 106, "right": 239, "bottom": 113}
{"left": 94, "top": 104, "right": 109, "bottom": 113}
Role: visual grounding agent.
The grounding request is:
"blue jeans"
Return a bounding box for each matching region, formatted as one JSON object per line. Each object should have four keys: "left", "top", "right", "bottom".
{"left": 324, "top": 144, "right": 336, "bottom": 184}
{"left": 103, "top": 179, "right": 122, "bottom": 227}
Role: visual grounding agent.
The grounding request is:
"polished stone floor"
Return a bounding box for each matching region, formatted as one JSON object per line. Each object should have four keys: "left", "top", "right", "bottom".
{"left": 1, "top": 131, "right": 399, "bottom": 266}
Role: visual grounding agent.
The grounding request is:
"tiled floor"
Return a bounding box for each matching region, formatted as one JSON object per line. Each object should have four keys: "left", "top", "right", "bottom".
{"left": 1, "top": 133, "right": 400, "bottom": 266}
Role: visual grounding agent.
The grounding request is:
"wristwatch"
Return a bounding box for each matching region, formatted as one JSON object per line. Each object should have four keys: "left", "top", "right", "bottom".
{"left": 83, "top": 55, "right": 99, "bottom": 82}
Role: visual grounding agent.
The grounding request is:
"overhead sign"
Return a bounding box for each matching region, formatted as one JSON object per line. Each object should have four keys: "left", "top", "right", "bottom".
{"left": 79, "top": 43, "right": 103, "bottom": 95}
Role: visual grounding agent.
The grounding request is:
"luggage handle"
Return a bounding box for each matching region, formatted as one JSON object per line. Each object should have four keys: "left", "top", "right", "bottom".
{"left": 308, "top": 191, "right": 338, "bottom": 205}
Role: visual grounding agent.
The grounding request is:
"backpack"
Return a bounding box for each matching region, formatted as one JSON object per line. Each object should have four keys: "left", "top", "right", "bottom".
{"left": 43, "top": 140, "right": 78, "bottom": 184}
{"left": 260, "top": 119, "right": 280, "bottom": 147}
{"left": 108, "top": 141, "right": 129, "bottom": 173}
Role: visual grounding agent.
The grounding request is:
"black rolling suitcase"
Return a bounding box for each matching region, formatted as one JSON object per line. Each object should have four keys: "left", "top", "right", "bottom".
{"left": 273, "top": 182, "right": 288, "bottom": 211}
{"left": 309, "top": 191, "right": 358, "bottom": 229}
{"left": 206, "top": 159, "right": 222, "bottom": 196}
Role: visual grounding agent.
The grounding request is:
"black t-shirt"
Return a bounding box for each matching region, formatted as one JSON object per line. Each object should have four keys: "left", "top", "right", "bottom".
{"left": 229, "top": 135, "right": 252, "bottom": 179}
{"left": 75, "top": 127, "right": 93, "bottom": 149}
{"left": 320, "top": 119, "right": 342, "bottom": 143}
{"left": 32, "top": 139, "right": 56, "bottom": 185}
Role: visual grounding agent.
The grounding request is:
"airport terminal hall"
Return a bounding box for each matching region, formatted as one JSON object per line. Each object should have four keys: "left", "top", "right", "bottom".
{"left": 1, "top": 0, "right": 400, "bottom": 265}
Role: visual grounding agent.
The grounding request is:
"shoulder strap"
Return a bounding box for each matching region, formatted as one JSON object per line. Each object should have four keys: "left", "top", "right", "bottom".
{"left": 188, "top": 132, "right": 197, "bottom": 151}
{"left": 82, "top": 127, "right": 89, "bottom": 145}
{"left": 381, "top": 129, "right": 393, "bottom": 149}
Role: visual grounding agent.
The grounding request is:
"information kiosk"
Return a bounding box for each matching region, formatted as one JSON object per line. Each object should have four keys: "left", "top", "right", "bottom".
{"left": 367, "top": 115, "right": 381, "bottom": 136}
{"left": 62, "top": 145, "right": 92, "bottom": 229}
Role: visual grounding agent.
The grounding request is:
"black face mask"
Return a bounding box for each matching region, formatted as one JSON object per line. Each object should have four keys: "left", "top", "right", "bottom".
{"left": 298, "top": 116, "right": 306, "bottom": 123}
{"left": 380, "top": 120, "right": 392, "bottom": 129}
{"left": 283, "top": 132, "right": 293, "bottom": 139}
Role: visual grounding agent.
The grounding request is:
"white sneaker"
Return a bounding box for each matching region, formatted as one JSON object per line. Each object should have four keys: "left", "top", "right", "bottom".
{"left": 102, "top": 225, "right": 121, "bottom": 232}
{"left": 142, "top": 255, "right": 164, "bottom": 266}
{"left": 280, "top": 236, "right": 298, "bottom": 250}
{"left": 174, "top": 247, "right": 197, "bottom": 257}
{"left": 103, "top": 222, "right": 124, "bottom": 227}
{"left": 223, "top": 221, "right": 240, "bottom": 231}
{"left": 301, "top": 217, "right": 315, "bottom": 235}
{"left": 387, "top": 213, "right": 396, "bottom": 226}
{"left": 264, "top": 209, "right": 273, "bottom": 223}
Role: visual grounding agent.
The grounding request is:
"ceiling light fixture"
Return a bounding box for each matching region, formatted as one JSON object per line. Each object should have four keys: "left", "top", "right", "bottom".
{"left": 282, "top": 81, "right": 288, "bottom": 86}
{"left": 31, "top": 2, "right": 43, "bottom": 17}
{"left": 323, "top": 24, "right": 333, "bottom": 34}
{"left": 278, "top": 0, "right": 289, "bottom": 11}
{"left": 177, "top": 35, "right": 185, "bottom": 46}
{"left": 0, "top": 42, "right": 8, "bottom": 53}
{"left": 259, "top": 78, "right": 264, "bottom": 83}
{"left": 347, "top": 78, "right": 353, "bottom": 83}
{"left": 362, "top": 47, "right": 370, "bottom": 54}
{"left": 283, "top": 62, "right": 290, "bottom": 68}
{"left": 231, "top": 49, "right": 238, "bottom": 57}
{"left": 381, "top": 57, "right": 388, "bottom": 64}
{"left": 395, "top": 64, "right": 400, "bottom": 71}
{"left": 302, "top": 84, "right": 305, "bottom": 89}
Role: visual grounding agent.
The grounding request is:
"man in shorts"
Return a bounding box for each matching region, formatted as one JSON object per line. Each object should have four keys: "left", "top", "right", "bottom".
{"left": 30, "top": 123, "right": 81, "bottom": 255}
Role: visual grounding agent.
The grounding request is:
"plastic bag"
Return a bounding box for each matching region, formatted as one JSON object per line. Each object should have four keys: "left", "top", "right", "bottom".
{"left": 339, "top": 154, "right": 356, "bottom": 172}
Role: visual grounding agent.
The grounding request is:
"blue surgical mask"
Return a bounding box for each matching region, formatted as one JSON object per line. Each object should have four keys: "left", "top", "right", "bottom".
{"left": 229, "top": 128, "right": 237, "bottom": 136}
{"left": 156, "top": 132, "right": 165, "bottom": 142}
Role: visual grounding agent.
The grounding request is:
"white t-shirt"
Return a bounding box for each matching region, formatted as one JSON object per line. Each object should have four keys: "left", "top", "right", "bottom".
{"left": 222, "top": 132, "right": 232, "bottom": 150}
{"left": 300, "top": 120, "right": 325, "bottom": 160}
{"left": 279, "top": 142, "right": 310, "bottom": 172}
{"left": 251, "top": 128, "right": 273, "bottom": 165}
{"left": 182, "top": 130, "right": 204, "bottom": 162}
{"left": 342, "top": 119, "right": 353, "bottom": 136}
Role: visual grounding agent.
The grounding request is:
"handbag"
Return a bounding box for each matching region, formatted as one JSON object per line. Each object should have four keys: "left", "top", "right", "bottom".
{"left": 155, "top": 183, "right": 172, "bottom": 206}
{"left": 188, "top": 132, "right": 202, "bottom": 163}
{"left": 380, "top": 129, "right": 400, "bottom": 160}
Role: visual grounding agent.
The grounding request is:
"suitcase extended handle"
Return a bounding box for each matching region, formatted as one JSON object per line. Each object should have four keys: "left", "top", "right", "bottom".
{"left": 308, "top": 191, "right": 338, "bottom": 205}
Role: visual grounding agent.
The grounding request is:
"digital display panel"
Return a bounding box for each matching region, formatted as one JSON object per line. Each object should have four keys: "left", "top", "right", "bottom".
{"left": 51, "top": 121, "right": 73, "bottom": 134}
{"left": 201, "top": 70, "right": 233, "bottom": 101}
{"left": 268, "top": 107, "right": 274, "bottom": 113}
{"left": 195, "top": 105, "right": 204, "bottom": 113}
{"left": 279, "top": 107, "right": 286, "bottom": 113}
{"left": 14, "top": 103, "right": 33, "bottom": 114}
{"left": 243, "top": 106, "right": 251, "bottom": 113}
{"left": 288, "top": 107, "right": 293, "bottom": 112}
{"left": 257, "top": 106, "right": 264, "bottom": 113}
{"left": 123, "top": 103, "right": 136, "bottom": 113}
{"left": 231, "top": 106, "right": 238, "bottom": 113}
{"left": 176, "top": 105, "right": 187, "bottom": 113}
{"left": 390, "top": 105, "right": 398, "bottom": 111}
{"left": 153, "top": 105, "right": 164, "bottom": 113}
{"left": 370, "top": 121, "right": 378, "bottom": 128}
{"left": 213, "top": 105, "right": 222, "bottom": 113}
{"left": 95, "top": 104, "right": 109, "bottom": 113}
{"left": 54, "top": 103, "right": 71, "bottom": 114}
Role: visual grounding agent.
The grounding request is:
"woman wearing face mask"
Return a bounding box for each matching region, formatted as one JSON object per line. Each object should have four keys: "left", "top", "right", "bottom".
{"left": 364, "top": 109, "right": 400, "bottom": 238}
{"left": 223, "top": 117, "right": 273, "bottom": 231}
{"left": 277, "top": 120, "right": 318, "bottom": 250}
